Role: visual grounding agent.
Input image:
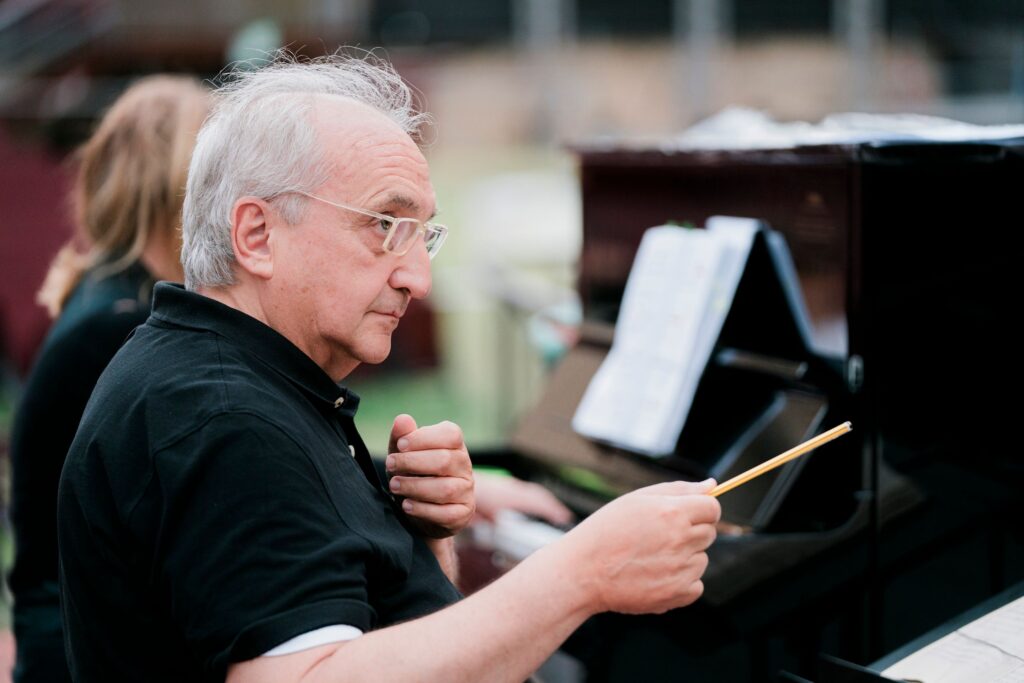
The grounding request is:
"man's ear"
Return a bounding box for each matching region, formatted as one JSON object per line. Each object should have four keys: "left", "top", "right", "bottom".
{"left": 231, "top": 197, "right": 274, "bottom": 280}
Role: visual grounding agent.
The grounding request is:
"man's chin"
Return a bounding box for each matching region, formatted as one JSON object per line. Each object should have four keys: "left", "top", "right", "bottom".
{"left": 356, "top": 341, "right": 393, "bottom": 366}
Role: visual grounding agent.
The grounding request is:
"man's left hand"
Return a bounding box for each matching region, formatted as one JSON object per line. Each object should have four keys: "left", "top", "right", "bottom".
{"left": 387, "top": 414, "right": 475, "bottom": 539}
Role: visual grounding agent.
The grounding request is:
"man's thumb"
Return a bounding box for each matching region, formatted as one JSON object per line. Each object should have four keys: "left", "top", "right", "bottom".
{"left": 388, "top": 414, "right": 417, "bottom": 454}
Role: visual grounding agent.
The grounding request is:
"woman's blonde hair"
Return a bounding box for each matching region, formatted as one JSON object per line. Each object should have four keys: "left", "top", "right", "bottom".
{"left": 38, "top": 75, "right": 209, "bottom": 317}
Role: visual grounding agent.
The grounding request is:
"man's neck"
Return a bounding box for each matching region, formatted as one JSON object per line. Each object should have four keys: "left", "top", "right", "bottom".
{"left": 197, "top": 284, "right": 271, "bottom": 328}
{"left": 195, "top": 283, "right": 359, "bottom": 382}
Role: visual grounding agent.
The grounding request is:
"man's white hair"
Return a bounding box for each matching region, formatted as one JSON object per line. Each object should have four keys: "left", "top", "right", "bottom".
{"left": 181, "top": 51, "right": 429, "bottom": 291}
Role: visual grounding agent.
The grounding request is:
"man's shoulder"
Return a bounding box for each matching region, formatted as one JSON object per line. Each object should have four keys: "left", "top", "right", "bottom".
{"left": 84, "top": 321, "right": 308, "bottom": 454}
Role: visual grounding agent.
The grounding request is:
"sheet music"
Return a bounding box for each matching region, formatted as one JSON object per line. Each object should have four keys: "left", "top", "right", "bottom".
{"left": 882, "top": 595, "right": 1024, "bottom": 682}
{"left": 572, "top": 220, "right": 759, "bottom": 456}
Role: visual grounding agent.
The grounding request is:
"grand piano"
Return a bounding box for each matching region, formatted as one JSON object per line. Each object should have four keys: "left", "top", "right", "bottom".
{"left": 503, "top": 138, "right": 1024, "bottom": 681}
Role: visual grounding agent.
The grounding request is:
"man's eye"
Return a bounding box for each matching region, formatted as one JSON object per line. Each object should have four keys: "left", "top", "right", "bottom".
{"left": 376, "top": 218, "right": 392, "bottom": 234}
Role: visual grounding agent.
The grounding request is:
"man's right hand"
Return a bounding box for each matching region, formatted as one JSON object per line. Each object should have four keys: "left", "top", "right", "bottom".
{"left": 554, "top": 479, "right": 721, "bottom": 616}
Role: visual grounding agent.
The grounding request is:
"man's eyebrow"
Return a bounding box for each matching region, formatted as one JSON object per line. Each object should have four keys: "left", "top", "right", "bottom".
{"left": 378, "top": 194, "right": 437, "bottom": 220}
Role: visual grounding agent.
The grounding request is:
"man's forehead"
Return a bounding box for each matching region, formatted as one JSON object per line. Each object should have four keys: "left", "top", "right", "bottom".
{"left": 310, "top": 94, "right": 407, "bottom": 138}
{"left": 308, "top": 95, "right": 426, "bottom": 170}
{"left": 306, "top": 95, "right": 434, "bottom": 213}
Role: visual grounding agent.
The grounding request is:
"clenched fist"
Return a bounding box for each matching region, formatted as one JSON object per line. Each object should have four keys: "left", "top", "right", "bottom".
{"left": 386, "top": 414, "right": 475, "bottom": 539}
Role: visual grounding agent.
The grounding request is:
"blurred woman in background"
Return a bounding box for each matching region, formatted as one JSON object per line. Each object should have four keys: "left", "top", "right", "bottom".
{"left": 8, "top": 75, "right": 209, "bottom": 683}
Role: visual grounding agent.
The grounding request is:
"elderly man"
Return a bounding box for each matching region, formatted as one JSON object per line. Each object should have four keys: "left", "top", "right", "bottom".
{"left": 57, "top": 55, "right": 720, "bottom": 683}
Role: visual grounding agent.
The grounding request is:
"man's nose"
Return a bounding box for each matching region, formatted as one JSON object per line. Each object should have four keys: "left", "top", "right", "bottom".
{"left": 390, "top": 240, "right": 432, "bottom": 299}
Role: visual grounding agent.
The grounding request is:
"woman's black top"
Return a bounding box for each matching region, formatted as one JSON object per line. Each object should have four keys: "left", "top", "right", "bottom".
{"left": 8, "top": 262, "right": 153, "bottom": 597}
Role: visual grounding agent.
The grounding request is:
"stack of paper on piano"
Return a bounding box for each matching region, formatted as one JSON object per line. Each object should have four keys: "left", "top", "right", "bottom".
{"left": 881, "top": 593, "right": 1024, "bottom": 682}
{"left": 572, "top": 218, "right": 760, "bottom": 457}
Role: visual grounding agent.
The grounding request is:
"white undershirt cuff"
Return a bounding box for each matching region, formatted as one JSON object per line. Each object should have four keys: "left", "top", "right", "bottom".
{"left": 261, "top": 624, "right": 363, "bottom": 657}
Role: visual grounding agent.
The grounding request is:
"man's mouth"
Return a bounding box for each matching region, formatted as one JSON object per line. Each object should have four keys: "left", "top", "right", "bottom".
{"left": 372, "top": 296, "right": 410, "bottom": 321}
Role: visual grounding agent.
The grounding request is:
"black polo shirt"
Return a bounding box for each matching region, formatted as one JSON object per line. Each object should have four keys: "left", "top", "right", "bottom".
{"left": 57, "top": 283, "right": 461, "bottom": 683}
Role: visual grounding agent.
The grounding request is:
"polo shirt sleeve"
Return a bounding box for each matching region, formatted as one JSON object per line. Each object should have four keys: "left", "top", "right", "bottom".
{"left": 144, "top": 411, "right": 376, "bottom": 674}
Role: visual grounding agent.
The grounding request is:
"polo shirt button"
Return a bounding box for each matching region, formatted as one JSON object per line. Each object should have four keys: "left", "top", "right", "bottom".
{"left": 349, "top": 445, "right": 357, "bottom": 458}
{"left": 334, "top": 396, "right": 345, "bottom": 409}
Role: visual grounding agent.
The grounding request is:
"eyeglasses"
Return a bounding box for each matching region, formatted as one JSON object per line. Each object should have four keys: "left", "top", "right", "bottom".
{"left": 294, "top": 191, "right": 448, "bottom": 259}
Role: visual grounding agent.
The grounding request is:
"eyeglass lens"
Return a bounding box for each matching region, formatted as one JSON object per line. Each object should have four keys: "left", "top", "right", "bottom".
{"left": 387, "top": 219, "right": 420, "bottom": 255}
{"left": 386, "top": 219, "right": 446, "bottom": 258}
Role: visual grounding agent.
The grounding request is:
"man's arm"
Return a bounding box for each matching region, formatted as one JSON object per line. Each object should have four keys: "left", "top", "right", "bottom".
{"left": 227, "top": 479, "right": 720, "bottom": 683}
{"left": 423, "top": 537, "right": 458, "bottom": 585}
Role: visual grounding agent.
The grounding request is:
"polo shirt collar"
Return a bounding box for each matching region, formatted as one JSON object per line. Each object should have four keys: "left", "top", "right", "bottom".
{"left": 149, "top": 283, "right": 359, "bottom": 417}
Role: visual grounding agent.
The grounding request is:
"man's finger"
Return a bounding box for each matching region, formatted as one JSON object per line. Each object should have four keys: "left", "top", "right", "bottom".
{"left": 388, "top": 414, "right": 418, "bottom": 457}
{"left": 687, "top": 523, "right": 718, "bottom": 552}
{"left": 680, "top": 496, "right": 723, "bottom": 525}
{"left": 401, "top": 499, "right": 474, "bottom": 528}
{"left": 389, "top": 475, "right": 473, "bottom": 505}
{"left": 393, "top": 421, "right": 464, "bottom": 453}
{"left": 387, "top": 448, "right": 471, "bottom": 477}
{"left": 635, "top": 479, "right": 717, "bottom": 497}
